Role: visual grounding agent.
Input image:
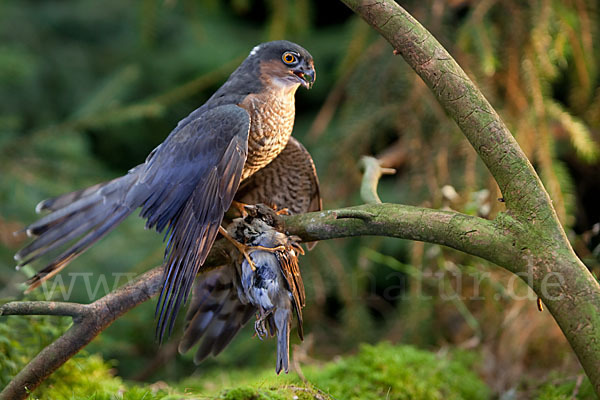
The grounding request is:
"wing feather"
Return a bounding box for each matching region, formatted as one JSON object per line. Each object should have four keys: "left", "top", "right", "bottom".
{"left": 153, "top": 108, "right": 250, "bottom": 341}
{"left": 276, "top": 243, "right": 305, "bottom": 340}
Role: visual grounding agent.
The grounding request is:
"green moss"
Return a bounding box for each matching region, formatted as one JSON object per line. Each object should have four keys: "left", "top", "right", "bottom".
{"left": 533, "top": 375, "right": 594, "bottom": 400}
{"left": 220, "top": 387, "right": 281, "bottom": 400}
{"left": 194, "top": 342, "right": 488, "bottom": 400}
{"left": 0, "top": 313, "right": 71, "bottom": 389}
{"left": 216, "top": 385, "right": 330, "bottom": 400}
{"left": 32, "top": 353, "right": 122, "bottom": 399}
{"left": 1, "top": 332, "right": 491, "bottom": 399}
{"left": 6, "top": 341, "right": 492, "bottom": 399}
{"left": 305, "top": 342, "right": 490, "bottom": 400}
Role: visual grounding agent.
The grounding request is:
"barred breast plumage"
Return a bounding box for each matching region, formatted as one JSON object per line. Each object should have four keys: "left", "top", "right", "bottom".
{"left": 239, "top": 91, "right": 296, "bottom": 181}
{"left": 235, "top": 137, "right": 321, "bottom": 216}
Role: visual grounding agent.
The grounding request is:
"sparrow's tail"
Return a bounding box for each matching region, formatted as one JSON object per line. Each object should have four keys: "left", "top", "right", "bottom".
{"left": 15, "top": 170, "right": 141, "bottom": 292}
{"left": 274, "top": 307, "right": 292, "bottom": 374}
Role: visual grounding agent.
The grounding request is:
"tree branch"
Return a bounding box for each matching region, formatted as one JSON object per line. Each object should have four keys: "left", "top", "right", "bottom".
{"left": 0, "top": 241, "right": 231, "bottom": 400}
{"left": 0, "top": 301, "right": 86, "bottom": 318}
{"left": 339, "top": 0, "right": 600, "bottom": 395}
{"left": 282, "top": 204, "right": 515, "bottom": 271}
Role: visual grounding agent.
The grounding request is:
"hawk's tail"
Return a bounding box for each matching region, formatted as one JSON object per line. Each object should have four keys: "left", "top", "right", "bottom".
{"left": 178, "top": 265, "right": 255, "bottom": 363}
{"left": 15, "top": 172, "right": 140, "bottom": 292}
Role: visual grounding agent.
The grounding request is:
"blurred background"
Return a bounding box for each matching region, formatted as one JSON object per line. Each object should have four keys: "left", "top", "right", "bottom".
{"left": 1, "top": 0, "right": 599, "bottom": 398}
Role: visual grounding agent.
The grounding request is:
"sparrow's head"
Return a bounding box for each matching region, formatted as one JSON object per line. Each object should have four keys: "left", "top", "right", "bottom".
{"left": 247, "top": 40, "right": 315, "bottom": 90}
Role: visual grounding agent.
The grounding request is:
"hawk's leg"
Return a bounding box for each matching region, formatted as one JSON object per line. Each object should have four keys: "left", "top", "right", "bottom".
{"left": 219, "top": 226, "right": 286, "bottom": 271}
{"left": 274, "top": 207, "right": 290, "bottom": 216}
{"left": 231, "top": 200, "right": 250, "bottom": 217}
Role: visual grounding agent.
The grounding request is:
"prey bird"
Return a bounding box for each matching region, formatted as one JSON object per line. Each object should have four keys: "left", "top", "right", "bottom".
{"left": 179, "top": 204, "right": 306, "bottom": 374}
{"left": 14, "top": 40, "right": 316, "bottom": 341}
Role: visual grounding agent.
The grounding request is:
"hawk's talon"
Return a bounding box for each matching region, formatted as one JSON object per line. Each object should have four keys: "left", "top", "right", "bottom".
{"left": 231, "top": 200, "right": 250, "bottom": 217}
{"left": 248, "top": 244, "right": 286, "bottom": 253}
{"left": 275, "top": 207, "right": 290, "bottom": 216}
{"left": 220, "top": 227, "right": 286, "bottom": 271}
{"left": 219, "top": 226, "right": 257, "bottom": 270}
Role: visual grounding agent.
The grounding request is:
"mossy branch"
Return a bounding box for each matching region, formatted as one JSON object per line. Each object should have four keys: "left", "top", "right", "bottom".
{"left": 339, "top": 0, "right": 600, "bottom": 395}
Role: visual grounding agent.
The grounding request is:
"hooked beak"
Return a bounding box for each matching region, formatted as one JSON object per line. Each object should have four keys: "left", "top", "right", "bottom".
{"left": 292, "top": 64, "right": 315, "bottom": 89}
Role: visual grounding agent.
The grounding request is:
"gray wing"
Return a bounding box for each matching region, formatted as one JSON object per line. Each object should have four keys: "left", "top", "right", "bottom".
{"left": 16, "top": 104, "right": 250, "bottom": 342}
{"left": 143, "top": 106, "right": 250, "bottom": 341}
{"left": 178, "top": 265, "right": 255, "bottom": 363}
{"left": 235, "top": 137, "right": 322, "bottom": 215}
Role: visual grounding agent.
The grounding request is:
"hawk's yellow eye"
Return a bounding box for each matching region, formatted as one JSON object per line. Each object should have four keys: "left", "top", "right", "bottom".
{"left": 282, "top": 52, "right": 297, "bottom": 65}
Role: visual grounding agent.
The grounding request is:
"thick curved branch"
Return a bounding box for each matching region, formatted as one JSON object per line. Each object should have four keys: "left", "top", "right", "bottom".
{"left": 339, "top": 0, "right": 600, "bottom": 395}
{"left": 282, "top": 204, "right": 515, "bottom": 271}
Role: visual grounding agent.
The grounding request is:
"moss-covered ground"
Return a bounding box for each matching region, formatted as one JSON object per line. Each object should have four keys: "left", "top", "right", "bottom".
{"left": 8, "top": 341, "right": 589, "bottom": 400}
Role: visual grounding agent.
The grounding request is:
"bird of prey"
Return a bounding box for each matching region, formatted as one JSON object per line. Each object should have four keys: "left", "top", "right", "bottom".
{"left": 178, "top": 204, "right": 306, "bottom": 374}
{"left": 14, "top": 40, "right": 316, "bottom": 340}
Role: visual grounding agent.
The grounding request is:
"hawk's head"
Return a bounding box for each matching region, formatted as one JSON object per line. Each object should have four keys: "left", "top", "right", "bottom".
{"left": 248, "top": 40, "right": 315, "bottom": 90}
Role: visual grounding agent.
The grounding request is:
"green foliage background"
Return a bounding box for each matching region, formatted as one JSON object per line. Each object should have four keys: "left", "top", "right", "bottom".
{"left": 1, "top": 0, "right": 600, "bottom": 398}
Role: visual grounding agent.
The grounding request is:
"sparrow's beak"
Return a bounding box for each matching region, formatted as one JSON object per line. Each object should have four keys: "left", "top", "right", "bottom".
{"left": 292, "top": 62, "right": 315, "bottom": 89}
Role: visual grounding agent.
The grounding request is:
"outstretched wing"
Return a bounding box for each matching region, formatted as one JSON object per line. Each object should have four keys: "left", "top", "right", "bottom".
{"left": 16, "top": 104, "right": 250, "bottom": 342}
{"left": 142, "top": 105, "right": 250, "bottom": 341}
{"left": 235, "top": 137, "right": 321, "bottom": 215}
{"left": 15, "top": 168, "right": 143, "bottom": 291}
{"left": 178, "top": 265, "right": 255, "bottom": 363}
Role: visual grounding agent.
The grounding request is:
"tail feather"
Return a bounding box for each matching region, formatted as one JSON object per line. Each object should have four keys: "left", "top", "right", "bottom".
{"left": 36, "top": 181, "right": 113, "bottom": 213}
{"left": 275, "top": 307, "right": 291, "bottom": 374}
{"left": 26, "top": 195, "right": 99, "bottom": 236}
{"left": 25, "top": 207, "right": 132, "bottom": 292}
{"left": 15, "top": 209, "right": 107, "bottom": 264}
{"left": 17, "top": 172, "right": 140, "bottom": 292}
{"left": 178, "top": 266, "right": 255, "bottom": 363}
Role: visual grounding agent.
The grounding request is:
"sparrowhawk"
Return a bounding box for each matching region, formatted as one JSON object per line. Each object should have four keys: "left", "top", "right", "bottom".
{"left": 14, "top": 40, "right": 316, "bottom": 340}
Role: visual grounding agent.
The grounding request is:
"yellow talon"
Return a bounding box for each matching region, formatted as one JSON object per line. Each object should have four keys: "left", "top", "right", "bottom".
{"left": 219, "top": 226, "right": 285, "bottom": 271}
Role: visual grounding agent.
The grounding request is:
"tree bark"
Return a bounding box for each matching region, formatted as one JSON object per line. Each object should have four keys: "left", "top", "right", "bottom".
{"left": 339, "top": 0, "right": 600, "bottom": 395}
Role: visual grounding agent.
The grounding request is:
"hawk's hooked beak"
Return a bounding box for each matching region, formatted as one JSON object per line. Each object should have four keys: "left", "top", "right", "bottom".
{"left": 292, "top": 63, "right": 315, "bottom": 89}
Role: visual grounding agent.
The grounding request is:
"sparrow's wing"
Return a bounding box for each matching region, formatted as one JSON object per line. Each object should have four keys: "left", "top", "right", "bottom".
{"left": 276, "top": 242, "right": 305, "bottom": 340}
